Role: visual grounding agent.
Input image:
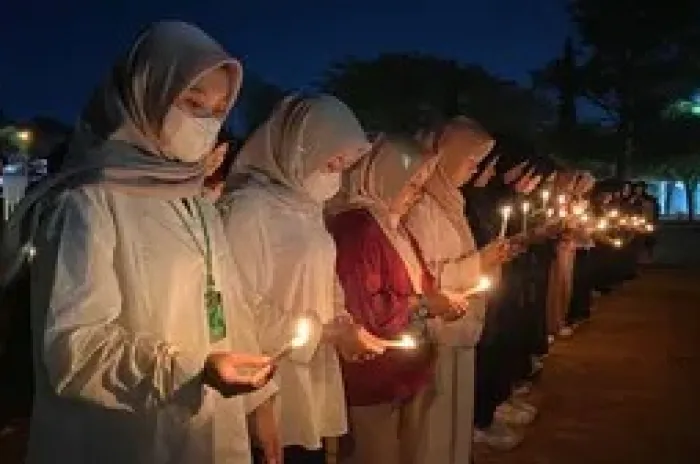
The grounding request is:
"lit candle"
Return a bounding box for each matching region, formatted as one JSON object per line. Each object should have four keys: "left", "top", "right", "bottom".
{"left": 272, "top": 317, "right": 313, "bottom": 361}
{"left": 557, "top": 194, "right": 567, "bottom": 205}
{"left": 546, "top": 208, "right": 555, "bottom": 219}
{"left": 541, "top": 190, "right": 550, "bottom": 210}
{"left": 383, "top": 333, "right": 418, "bottom": 350}
{"left": 645, "top": 224, "right": 655, "bottom": 232}
{"left": 465, "top": 276, "right": 493, "bottom": 297}
{"left": 521, "top": 201, "right": 530, "bottom": 232}
{"left": 499, "top": 205, "right": 512, "bottom": 238}
{"left": 612, "top": 238, "right": 623, "bottom": 248}
{"left": 597, "top": 218, "right": 609, "bottom": 230}
{"left": 608, "top": 209, "right": 620, "bottom": 218}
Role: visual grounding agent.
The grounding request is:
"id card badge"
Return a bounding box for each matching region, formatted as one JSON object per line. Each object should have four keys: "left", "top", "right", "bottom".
{"left": 205, "top": 287, "right": 227, "bottom": 343}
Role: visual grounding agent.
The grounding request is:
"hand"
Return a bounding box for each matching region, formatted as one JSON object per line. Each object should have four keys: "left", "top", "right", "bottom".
{"left": 202, "top": 352, "right": 274, "bottom": 397}
{"left": 421, "top": 290, "right": 465, "bottom": 322}
{"left": 479, "top": 239, "right": 511, "bottom": 268}
{"left": 251, "top": 397, "right": 282, "bottom": 464}
{"left": 203, "top": 142, "right": 229, "bottom": 177}
{"left": 328, "top": 317, "right": 385, "bottom": 362}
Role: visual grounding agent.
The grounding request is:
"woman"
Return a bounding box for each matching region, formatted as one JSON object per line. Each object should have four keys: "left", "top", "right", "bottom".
{"left": 463, "top": 139, "right": 538, "bottom": 450}
{"left": 1, "top": 22, "right": 277, "bottom": 464}
{"left": 403, "top": 117, "right": 496, "bottom": 463}
{"left": 328, "top": 135, "right": 459, "bottom": 464}
{"left": 218, "top": 95, "right": 385, "bottom": 464}
{"left": 546, "top": 170, "right": 578, "bottom": 339}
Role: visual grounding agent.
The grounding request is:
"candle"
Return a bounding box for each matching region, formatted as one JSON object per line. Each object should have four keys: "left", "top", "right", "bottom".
{"left": 597, "top": 218, "right": 609, "bottom": 230}
{"left": 541, "top": 190, "right": 550, "bottom": 210}
{"left": 557, "top": 194, "right": 567, "bottom": 205}
{"left": 546, "top": 208, "right": 555, "bottom": 218}
{"left": 466, "top": 276, "right": 493, "bottom": 297}
{"left": 272, "top": 317, "right": 313, "bottom": 361}
{"left": 612, "top": 238, "right": 623, "bottom": 248}
{"left": 572, "top": 204, "right": 585, "bottom": 216}
{"left": 499, "top": 205, "right": 512, "bottom": 238}
{"left": 521, "top": 201, "right": 530, "bottom": 232}
{"left": 608, "top": 209, "right": 620, "bottom": 218}
{"left": 645, "top": 224, "right": 655, "bottom": 232}
{"left": 384, "top": 333, "right": 418, "bottom": 350}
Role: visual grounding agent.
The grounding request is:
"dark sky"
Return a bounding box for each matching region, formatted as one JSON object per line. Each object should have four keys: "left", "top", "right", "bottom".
{"left": 1, "top": 0, "right": 572, "bottom": 124}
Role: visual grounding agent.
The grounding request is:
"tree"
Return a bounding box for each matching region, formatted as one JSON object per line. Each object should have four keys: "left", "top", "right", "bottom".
{"left": 538, "top": 1, "right": 700, "bottom": 178}
{"left": 637, "top": 113, "right": 700, "bottom": 220}
{"left": 319, "top": 53, "right": 552, "bottom": 139}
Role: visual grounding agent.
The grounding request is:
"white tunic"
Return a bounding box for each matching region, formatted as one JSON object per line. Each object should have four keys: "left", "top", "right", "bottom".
{"left": 404, "top": 194, "right": 485, "bottom": 464}
{"left": 27, "top": 185, "right": 275, "bottom": 464}
{"left": 219, "top": 180, "right": 347, "bottom": 450}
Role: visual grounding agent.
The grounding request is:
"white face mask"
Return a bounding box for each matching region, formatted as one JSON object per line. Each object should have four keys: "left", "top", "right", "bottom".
{"left": 302, "top": 171, "right": 342, "bottom": 203}
{"left": 161, "top": 106, "right": 222, "bottom": 163}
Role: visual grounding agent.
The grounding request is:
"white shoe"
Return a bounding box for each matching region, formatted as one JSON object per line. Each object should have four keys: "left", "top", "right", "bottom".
{"left": 494, "top": 401, "right": 536, "bottom": 426}
{"left": 559, "top": 326, "right": 574, "bottom": 338}
{"left": 473, "top": 421, "right": 523, "bottom": 450}
{"left": 509, "top": 398, "right": 538, "bottom": 416}
{"left": 548, "top": 335, "right": 555, "bottom": 345}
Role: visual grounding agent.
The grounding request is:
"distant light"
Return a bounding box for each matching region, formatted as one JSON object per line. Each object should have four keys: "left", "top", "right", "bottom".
{"left": 16, "top": 130, "right": 31, "bottom": 142}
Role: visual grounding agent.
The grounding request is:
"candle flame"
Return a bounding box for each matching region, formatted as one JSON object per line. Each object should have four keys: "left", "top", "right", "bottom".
{"left": 557, "top": 194, "right": 567, "bottom": 205}
{"left": 541, "top": 190, "right": 550, "bottom": 200}
{"left": 290, "top": 318, "right": 312, "bottom": 348}
{"left": 521, "top": 201, "right": 530, "bottom": 213}
{"left": 501, "top": 205, "right": 512, "bottom": 217}
{"left": 385, "top": 334, "right": 418, "bottom": 349}
{"left": 612, "top": 238, "right": 623, "bottom": 248}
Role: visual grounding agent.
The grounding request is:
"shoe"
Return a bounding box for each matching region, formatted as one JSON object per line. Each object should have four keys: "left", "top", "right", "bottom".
{"left": 548, "top": 335, "right": 555, "bottom": 345}
{"left": 494, "top": 400, "right": 536, "bottom": 426}
{"left": 509, "top": 398, "right": 538, "bottom": 416}
{"left": 558, "top": 326, "right": 574, "bottom": 338}
{"left": 473, "top": 421, "right": 523, "bottom": 450}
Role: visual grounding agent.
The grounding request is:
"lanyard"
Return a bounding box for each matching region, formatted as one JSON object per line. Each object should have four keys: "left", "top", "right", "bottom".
{"left": 169, "top": 199, "right": 215, "bottom": 288}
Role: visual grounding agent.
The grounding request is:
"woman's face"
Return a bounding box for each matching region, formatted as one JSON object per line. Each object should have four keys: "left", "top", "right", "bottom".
{"left": 390, "top": 159, "right": 437, "bottom": 217}
{"left": 173, "top": 66, "right": 231, "bottom": 120}
{"left": 472, "top": 156, "right": 500, "bottom": 188}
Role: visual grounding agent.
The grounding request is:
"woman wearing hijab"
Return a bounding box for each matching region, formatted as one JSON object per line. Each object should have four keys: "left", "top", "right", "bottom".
{"left": 463, "top": 139, "right": 538, "bottom": 450}
{"left": 0, "top": 21, "right": 277, "bottom": 464}
{"left": 328, "top": 135, "right": 458, "bottom": 464}
{"left": 546, "top": 170, "right": 579, "bottom": 339}
{"left": 403, "top": 117, "right": 496, "bottom": 464}
{"left": 218, "top": 94, "right": 385, "bottom": 464}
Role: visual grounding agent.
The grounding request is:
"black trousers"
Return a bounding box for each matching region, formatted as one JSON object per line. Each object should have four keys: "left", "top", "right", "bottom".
{"left": 567, "top": 248, "right": 592, "bottom": 324}
{"left": 253, "top": 446, "right": 325, "bottom": 464}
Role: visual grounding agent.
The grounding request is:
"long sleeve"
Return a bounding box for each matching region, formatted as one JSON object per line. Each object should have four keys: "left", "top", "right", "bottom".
{"left": 221, "top": 195, "right": 322, "bottom": 365}
{"left": 331, "top": 210, "right": 412, "bottom": 339}
{"left": 38, "top": 189, "right": 204, "bottom": 413}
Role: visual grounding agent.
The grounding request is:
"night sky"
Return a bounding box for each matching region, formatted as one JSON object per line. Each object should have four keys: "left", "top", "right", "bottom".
{"left": 1, "top": 0, "right": 572, "bottom": 124}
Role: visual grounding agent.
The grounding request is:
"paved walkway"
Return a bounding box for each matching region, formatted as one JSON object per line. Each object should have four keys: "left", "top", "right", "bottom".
{"left": 3, "top": 233, "right": 700, "bottom": 463}
{"left": 475, "top": 267, "right": 700, "bottom": 464}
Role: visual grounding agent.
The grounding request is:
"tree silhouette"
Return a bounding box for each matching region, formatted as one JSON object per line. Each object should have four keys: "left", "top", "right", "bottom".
{"left": 319, "top": 53, "right": 552, "bottom": 139}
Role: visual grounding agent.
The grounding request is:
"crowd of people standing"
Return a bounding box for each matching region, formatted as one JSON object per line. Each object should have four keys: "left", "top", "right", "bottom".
{"left": 0, "top": 21, "right": 657, "bottom": 464}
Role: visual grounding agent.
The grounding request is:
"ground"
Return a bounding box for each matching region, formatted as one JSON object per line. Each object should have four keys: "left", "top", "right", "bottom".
{"left": 2, "top": 225, "right": 700, "bottom": 463}
{"left": 474, "top": 266, "right": 700, "bottom": 464}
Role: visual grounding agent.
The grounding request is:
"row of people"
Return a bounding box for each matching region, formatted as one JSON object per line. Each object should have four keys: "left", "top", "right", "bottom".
{"left": 0, "top": 21, "right": 656, "bottom": 464}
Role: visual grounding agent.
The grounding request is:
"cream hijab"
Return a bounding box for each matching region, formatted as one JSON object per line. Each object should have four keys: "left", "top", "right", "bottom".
{"left": 1, "top": 21, "right": 241, "bottom": 286}
{"left": 227, "top": 94, "right": 369, "bottom": 201}
{"left": 417, "top": 117, "right": 495, "bottom": 244}
{"left": 329, "top": 134, "right": 440, "bottom": 291}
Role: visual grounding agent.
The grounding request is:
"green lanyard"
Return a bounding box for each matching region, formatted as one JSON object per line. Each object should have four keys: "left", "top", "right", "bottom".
{"left": 169, "top": 199, "right": 226, "bottom": 342}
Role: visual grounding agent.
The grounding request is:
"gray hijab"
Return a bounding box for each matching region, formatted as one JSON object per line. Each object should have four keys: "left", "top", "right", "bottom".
{"left": 0, "top": 20, "right": 241, "bottom": 286}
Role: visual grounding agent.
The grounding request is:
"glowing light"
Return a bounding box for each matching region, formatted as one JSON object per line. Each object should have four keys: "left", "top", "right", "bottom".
{"left": 384, "top": 333, "right": 418, "bottom": 349}
{"left": 499, "top": 205, "right": 512, "bottom": 238}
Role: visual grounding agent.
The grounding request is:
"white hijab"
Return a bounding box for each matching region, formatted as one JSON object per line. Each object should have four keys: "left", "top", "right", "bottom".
{"left": 225, "top": 94, "right": 369, "bottom": 205}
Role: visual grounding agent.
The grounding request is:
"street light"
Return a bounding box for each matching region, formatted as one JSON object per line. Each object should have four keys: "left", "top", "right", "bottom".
{"left": 17, "top": 129, "right": 31, "bottom": 142}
